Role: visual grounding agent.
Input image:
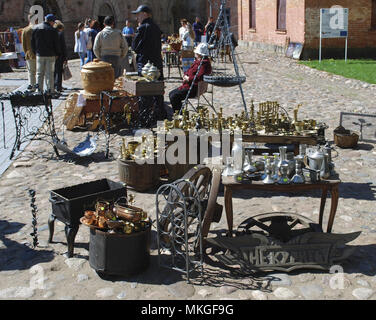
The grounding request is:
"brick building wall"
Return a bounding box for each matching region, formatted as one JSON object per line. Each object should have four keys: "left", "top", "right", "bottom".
{"left": 238, "top": 0, "right": 376, "bottom": 59}
{"left": 238, "top": 0, "right": 305, "bottom": 52}
{"left": 305, "top": 0, "right": 376, "bottom": 58}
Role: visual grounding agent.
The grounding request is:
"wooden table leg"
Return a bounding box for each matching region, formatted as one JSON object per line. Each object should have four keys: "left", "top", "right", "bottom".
{"left": 224, "top": 186, "right": 233, "bottom": 237}
{"left": 319, "top": 185, "right": 328, "bottom": 229}
{"left": 327, "top": 184, "right": 339, "bottom": 233}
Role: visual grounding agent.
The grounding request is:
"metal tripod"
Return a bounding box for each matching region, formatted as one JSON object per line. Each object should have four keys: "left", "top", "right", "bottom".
{"left": 180, "top": 0, "right": 248, "bottom": 118}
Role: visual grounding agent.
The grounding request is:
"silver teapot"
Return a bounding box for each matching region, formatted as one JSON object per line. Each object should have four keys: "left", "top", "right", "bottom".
{"left": 141, "top": 60, "right": 153, "bottom": 78}
{"left": 147, "top": 65, "right": 161, "bottom": 81}
{"left": 305, "top": 147, "right": 330, "bottom": 179}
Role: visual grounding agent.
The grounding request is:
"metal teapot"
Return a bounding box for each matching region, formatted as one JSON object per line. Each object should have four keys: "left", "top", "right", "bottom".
{"left": 147, "top": 65, "right": 161, "bottom": 81}
{"left": 305, "top": 147, "right": 330, "bottom": 179}
{"left": 141, "top": 61, "right": 153, "bottom": 78}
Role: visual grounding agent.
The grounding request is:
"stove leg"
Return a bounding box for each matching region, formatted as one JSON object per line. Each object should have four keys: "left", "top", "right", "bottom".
{"left": 48, "top": 213, "right": 56, "bottom": 243}
{"left": 65, "top": 225, "right": 79, "bottom": 258}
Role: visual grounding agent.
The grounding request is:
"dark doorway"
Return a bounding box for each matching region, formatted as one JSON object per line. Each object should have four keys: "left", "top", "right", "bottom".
{"left": 97, "top": 3, "right": 115, "bottom": 29}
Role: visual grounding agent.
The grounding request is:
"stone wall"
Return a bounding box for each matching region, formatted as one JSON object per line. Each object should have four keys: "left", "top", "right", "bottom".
{"left": 0, "top": 0, "right": 207, "bottom": 57}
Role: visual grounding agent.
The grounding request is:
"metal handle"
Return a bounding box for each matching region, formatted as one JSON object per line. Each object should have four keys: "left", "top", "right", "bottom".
{"left": 49, "top": 195, "right": 64, "bottom": 205}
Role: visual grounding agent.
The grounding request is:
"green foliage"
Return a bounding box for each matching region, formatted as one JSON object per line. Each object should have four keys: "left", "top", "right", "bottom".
{"left": 299, "top": 59, "right": 376, "bottom": 84}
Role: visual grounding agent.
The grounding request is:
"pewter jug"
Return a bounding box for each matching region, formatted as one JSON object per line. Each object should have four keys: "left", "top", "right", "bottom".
{"left": 147, "top": 65, "right": 160, "bottom": 81}
{"left": 141, "top": 61, "right": 152, "bottom": 78}
{"left": 305, "top": 147, "right": 330, "bottom": 179}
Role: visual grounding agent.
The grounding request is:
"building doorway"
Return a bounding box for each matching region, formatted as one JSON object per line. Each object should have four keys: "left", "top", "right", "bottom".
{"left": 97, "top": 3, "right": 115, "bottom": 29}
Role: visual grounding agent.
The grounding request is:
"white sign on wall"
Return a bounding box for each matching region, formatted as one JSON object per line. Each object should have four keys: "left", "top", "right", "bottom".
{"left": 319, "top": 7, "right": 349, "bottom": 62}
{"left": 320, "top": 8, "right": 348, "bottom": 38}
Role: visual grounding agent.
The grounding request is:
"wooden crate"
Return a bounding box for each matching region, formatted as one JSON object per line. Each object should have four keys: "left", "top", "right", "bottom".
{"left": 82, "top": 96, "right": 138, "bottom": 114}
{"left": 123, "top": 79, "right": 164, "bottom": 96}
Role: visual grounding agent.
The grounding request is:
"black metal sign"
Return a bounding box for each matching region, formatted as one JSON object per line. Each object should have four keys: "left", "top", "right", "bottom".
{"left": 207, "top": 231, "right": 360, "bottom": 273}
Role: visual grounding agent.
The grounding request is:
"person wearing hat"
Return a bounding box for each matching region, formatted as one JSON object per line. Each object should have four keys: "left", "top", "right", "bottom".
{"left": 169, "top": 43, "right": 212, "bottom": 113}
{"left": 132, "top": 4, "right": 166, "bottom": 123}
{"left": 31, "top": 14, "right": 61, "bottom": 94}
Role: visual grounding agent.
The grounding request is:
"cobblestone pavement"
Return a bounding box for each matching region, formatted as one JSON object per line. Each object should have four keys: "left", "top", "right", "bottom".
{"left": 0, "top": 48, "right": 375, "bottom": 300}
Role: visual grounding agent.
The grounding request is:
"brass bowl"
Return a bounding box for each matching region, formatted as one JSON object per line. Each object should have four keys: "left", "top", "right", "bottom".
{"left": 113, "top": 204, "right": 144, "bottom": 223}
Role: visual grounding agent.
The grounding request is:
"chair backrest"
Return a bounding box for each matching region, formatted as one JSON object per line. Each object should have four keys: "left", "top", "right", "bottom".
{"left": 197, "top": 81, "right": 208, "bottom": 97}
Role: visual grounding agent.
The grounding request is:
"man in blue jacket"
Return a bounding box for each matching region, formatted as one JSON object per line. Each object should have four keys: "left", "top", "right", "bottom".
{"left": 31, "top": 14, "right": 61, "bottom": 94}
{"left": 132, "top": 5, "right": 166, "bottom": 125}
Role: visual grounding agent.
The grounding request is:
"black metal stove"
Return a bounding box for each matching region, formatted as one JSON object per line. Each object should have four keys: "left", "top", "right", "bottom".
{"left": 48, "top": 179, "right": 127, "bottom": 257}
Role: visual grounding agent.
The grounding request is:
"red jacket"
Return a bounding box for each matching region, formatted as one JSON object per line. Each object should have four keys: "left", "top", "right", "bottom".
{"left": 179, "top": 57, "right": 212, "bottom": 90}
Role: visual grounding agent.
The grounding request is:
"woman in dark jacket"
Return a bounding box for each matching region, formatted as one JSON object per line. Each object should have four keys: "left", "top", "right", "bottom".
{"left": 54, "top": 21, "right": 67, "bottom": 93}
{"left": 169, "top": 43, "right": 212, "bottom": 113}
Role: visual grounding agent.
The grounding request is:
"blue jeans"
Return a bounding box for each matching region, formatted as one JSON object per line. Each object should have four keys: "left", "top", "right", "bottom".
{"left": 78, "top": 52, "right": 86, "bottom": 68}
{"left": 85, "top": 51, "right": 93, "bottom": 64}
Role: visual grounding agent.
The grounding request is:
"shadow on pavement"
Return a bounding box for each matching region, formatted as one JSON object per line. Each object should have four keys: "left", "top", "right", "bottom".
{"left": 0, "top": 220, "right": 54, "bottom": 272}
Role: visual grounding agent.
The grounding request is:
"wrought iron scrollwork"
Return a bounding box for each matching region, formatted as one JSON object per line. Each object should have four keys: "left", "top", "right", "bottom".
{"left": 0, "top": 91, "right": 60, "bottom": 160}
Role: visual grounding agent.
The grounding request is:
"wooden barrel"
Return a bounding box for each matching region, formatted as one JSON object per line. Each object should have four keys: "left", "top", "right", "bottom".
{"left": 118, "top": 159, "right": 160, "bottom": 192}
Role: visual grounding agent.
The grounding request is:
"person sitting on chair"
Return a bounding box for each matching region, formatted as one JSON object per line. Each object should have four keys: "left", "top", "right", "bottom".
{"left": 169, "top": 43, "right": 212, "bottom": 113}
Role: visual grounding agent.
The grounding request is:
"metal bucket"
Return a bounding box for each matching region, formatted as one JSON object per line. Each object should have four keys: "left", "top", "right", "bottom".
{"left": 89, "top": 225, "right": 151, "bottom": 276}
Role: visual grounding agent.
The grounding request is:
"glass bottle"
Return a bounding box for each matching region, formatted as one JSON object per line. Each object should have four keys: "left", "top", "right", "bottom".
{"left": 231, "top": 138, "right": 244, "bottom": 175}
{"left": 277, "top": 146, "right": 289, "bottom": 175}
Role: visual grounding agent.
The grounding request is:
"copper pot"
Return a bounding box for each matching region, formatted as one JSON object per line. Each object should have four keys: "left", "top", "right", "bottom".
{"left": 80, "top": 59, "right": 115, "bottom": 94}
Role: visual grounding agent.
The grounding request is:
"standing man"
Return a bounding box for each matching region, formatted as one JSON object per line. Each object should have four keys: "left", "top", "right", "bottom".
{"left": 132, "top": 4, "right": 166, "bottom": 123}
{"left": 205, "top": 16, "right": 215, "bottom": 42}
{"left": 53, "top": 20, "right": 67, "bottom": 93}
{"left": 193, "top": 17, "right": 204, "bottom": 46}
{"left": 31, "top": 14, "right": 61, "bottom": 94}
{"left": 22, "top": 13, "right": 37, "bottom": 90}
{"left": 122, "top": 20, "right": 135, "bottom": 47}
{"left": 93, "top": 16, "right": 128, "bottom": 78}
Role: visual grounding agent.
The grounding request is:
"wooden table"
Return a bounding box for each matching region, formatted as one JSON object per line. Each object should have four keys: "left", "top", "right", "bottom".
{"left": 240, "top": 134, "right": 318, "bottom": 155}
{"left": 222, "top": 176, "right": 341, "bottom": 235}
